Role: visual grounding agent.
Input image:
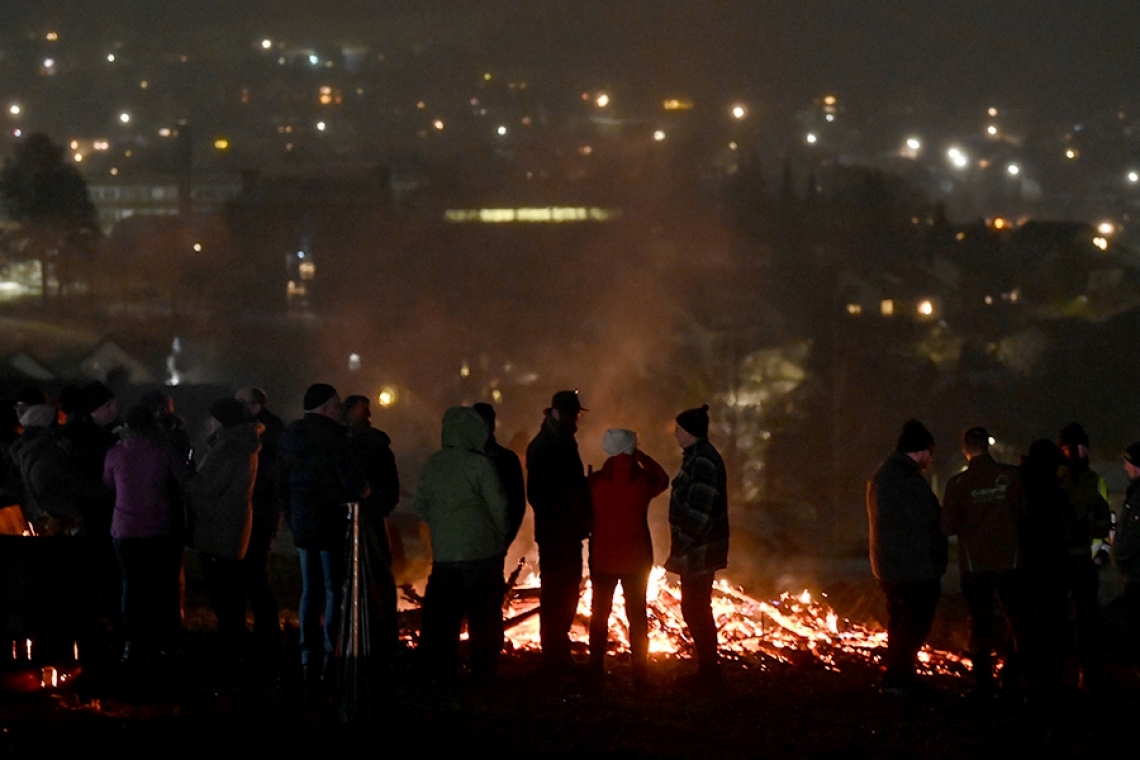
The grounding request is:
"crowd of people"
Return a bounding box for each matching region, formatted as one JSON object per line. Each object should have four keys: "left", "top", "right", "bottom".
{"left": 866, "top": 419, "right": 1127, "bottom": 698}
{"left": 2, "top": 381, "right": 731, "bottom": 694}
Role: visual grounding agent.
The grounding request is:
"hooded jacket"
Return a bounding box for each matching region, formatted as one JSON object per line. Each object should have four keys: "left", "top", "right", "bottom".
{"left": 415, "top": 407, "right": 509, "bottom": 563}
{"left": 526, "top": 412, "right": 592, "bottom": 545}
{"left": 185, "top": 421, "right": 261, "bottom": 561}
{"left": 11, "top": 425, "right": 106, "bottom": 531}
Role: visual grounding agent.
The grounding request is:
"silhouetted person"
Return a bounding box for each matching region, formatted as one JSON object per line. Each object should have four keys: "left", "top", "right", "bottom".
{"left": 1057, "top": 422, "right": 1111, "bottom": 691}
{"left": 236, "top": 385, "right": 286, "bottom": 651}
{"left": 867, "top": 419, "right": 946, "bottom": 695}
{"left": 526, "top": 390, "right": 592, "bottom": 673}
{"left": 345, "top": 394, "right": 401, "bottom": 669}
{"left": 942, "top": 426, "right": 1028, "bottom": 696}
{"left": 473, "top": 402, "right": 526, "bottom": 550}
{"left": 666, "top": 404, "right": 729, "bottom": 687}
{"left": 1116, "top": 442, "right": 1140, "bottom": 664}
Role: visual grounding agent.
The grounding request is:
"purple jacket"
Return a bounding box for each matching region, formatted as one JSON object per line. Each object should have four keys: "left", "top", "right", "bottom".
{"left": 104, "top": 434, "right": 190, "bottom": 539}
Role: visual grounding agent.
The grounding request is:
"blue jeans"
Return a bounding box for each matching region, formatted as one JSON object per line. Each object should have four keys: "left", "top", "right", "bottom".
{"left": 298, "top": 547, "right": 342, "bottom": 665}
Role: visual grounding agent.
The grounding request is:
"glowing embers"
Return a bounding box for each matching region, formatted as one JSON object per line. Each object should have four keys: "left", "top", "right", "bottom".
{"left": 443, "top": 207, "right": 620, "bottom": 223}
{"left": 500, "top": 566, "right": 970, "bottom": 677}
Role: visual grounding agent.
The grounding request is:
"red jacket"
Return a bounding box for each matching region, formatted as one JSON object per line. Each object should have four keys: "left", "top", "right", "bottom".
{"left": 588, "top": 451, "right": 668, "bottom": 574}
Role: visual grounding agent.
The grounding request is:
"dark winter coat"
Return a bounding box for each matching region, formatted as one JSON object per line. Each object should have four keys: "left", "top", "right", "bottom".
{"left": 942, "top": 453, "right": 1025, "bottom": 573}
{"left": 486, "top": 434, "right": 526, "bottom": 548}
{"left": 103, "top": 433, "right": 192, "bottom": 539}
{"left": 526, "top": 413, "right": 591, "bottom": 545}
{"left": 1116, "top": 478, "right": 1140, "bottom": 582}
{"left": 11, "top": 426, "right": 105, "bottom": 531}
{"left": 185, "top": 422, "right": 261, "bottom": 561}
{"left": 666, "top": 438, "right": 729, "bottom": 577}
{"left": 279, "top": 413, "right": 367, "bottom": 551}
{"left": 866, "top": 450, "right": 947, "bottom": 583}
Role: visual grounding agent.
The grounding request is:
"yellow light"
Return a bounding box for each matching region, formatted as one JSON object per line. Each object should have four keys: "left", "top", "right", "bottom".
{"left": 917, "top": 300, "right": 934, "bottom": 317}
{"left": 460, "top": 363, "right": 471, "bottom": 378}
{"left": 483, "top": 72, "right": 492, "bottom": 81}
{"left": 1065, "top": 148, "right": 1077, "bottom": 159}
{"left": 731, "top": 104, "right": 746, "bottom": 120}
{"left": 988, "top": 107, "right": 998, "bottom": 116}
{"left": 261, "top": 39, "right": 272, "bottom": 50}
{"left": 8, "top": 105, "right": 19, "bottom": 116}
{"left": 662, "top": 99, "right": 692, "bottom": 111}
{"left": 73, "top": 153, "right": 82, "bottom": 162}
{"left": 823, "top": 95, "right": 837, "bottom": 106}
{"left": 119, "top": 112, "right": 130, "bottom": 124}
{"left": 433, "top": 119, "right": 444, "bottom": 130}
{"left": 805, "top": 132, "right": 817, "bottom": 144}
{"left": 1006, "top": 164, "right": 1020, "bottom": 176}
{"left": 69, "top": 140, "right": 78, "bottom": 150}
{"left": 653, "top": 130, "right": 665, "bottom": 141}
{"left": 192, "top": 242, "right": 202, "bottom": 252}
{"left": 846, "top": 303, "right": 862, "bottom": 315}
{"left": 214, "top": 138, "right": 230, "bottom": 150}
{"left": 377, "top": 386, "right": 397, "bottom": 407}
{"left": 992, "top": 217, "right": 1006, "bottom": 229}
{"left": 596, "top": 93, "right": 610, "bottom": 108}
{"left": 45, "top": 32, "right": 58, "bottom": 41}
{"left": 1098, "top": 221, "right": 1115, "bottom": 235}
{"left": 158, "top": 128, "right": 172, "bottom": 137}
{"left": 1093, "top": 237, "right": 1108, "bottom": 251}
{"left": 491, "top": 389, "right": 503, "bottom": 403}
{"left": 880, "top": 299, "right": 895, "bottom": 316}
{"left": 316, "top": 121, "right": 327, "bottom": 131}
{"left": 298, "top": 261, "right": 315, "bottom": 280}
{"left": 497, "top": 125, "right": 507, "bottom": 136}
{"left": 107, "top": 53, "right": 116, "bottom": 62}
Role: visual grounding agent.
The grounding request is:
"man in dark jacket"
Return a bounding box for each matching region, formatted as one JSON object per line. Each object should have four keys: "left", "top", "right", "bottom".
{"left": 345, "top": 394, "right": 401, "bottom": 667}
{"left": 942, "top": 426, "right": 1027, "bottom": 694}
{"left": 666, "top": 404, "right": 729, "bottom": 685}
{"left": 1116, "top": 442, "right": 1140, "bottom": 656}
{"left": 526, "top": 390, "right": 591, "bottom": 671}
{"left": 279, "top": 383, "right": 367, "bottom": 679}
{"left": 867, "top": 419, "right": 947, "bottom": 694}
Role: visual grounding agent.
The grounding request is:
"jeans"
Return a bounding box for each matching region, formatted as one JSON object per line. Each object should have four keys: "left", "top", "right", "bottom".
{"left": 589, "top": 568, "right": 650, "bottom": 673}
{"left": 298, "top": 547, "right": 343, "bottom": 665}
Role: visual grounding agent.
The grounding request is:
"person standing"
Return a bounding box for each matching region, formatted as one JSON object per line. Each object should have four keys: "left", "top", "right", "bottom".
{"left": 526, "top": 390, "right": 592, "bottom": 672}
{"left": 344, "top": 394, "right": 401, "bottom": 669}
{"left": 1116, "top": 443, "right": 1140, "bottom": 663}
{"left": 941, "top": 426, "right": 1028, "bottom": 695}
{"left": 588, "top": 428, "right": 668, "bottom": 683}
{"left": 473, "top": 403, "right": 526, "bottom": 552}
{"left": 666, "top": 404, "right": 729, "bottom": 686}
{"left": 415, "top": 406, "right": 509, "bottom": 686}
{"left": 235, "top": 386, "right": 286, "bottom": 651}
{"left": 1057, "top": 422, "right": 1112, "bottom": 690}
{"left": 278, "top": 383, "right": 367, "bottom": 681}
{"left": 866, "top": 419, "right": 947, "bottom": 695}
{"left": 184, "top": 398, "right": 261, "bottom": 653}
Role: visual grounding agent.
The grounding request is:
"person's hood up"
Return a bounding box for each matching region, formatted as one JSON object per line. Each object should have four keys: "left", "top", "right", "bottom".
{"left": 441, "top": 406, "right": 489, "bottom": 452}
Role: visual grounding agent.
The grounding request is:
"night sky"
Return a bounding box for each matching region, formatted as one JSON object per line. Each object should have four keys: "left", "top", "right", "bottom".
{"left": 6, "top": 0, "right": 1139, "bottom": 122}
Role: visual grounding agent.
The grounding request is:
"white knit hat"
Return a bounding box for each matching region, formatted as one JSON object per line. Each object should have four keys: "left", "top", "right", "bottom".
{"left": 602, "top": 428, "right": 636, "bottom": 456}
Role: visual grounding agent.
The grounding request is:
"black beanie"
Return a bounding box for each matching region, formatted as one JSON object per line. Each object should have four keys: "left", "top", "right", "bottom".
{"left": 896, "top": 419, "right": 934, "bottom": 453}
{"left": 210, "top": 397, "right": 248, "bottom": 428}
{"left": 303, "top": 383, "right": 338, "bottom": 412}
{"left": 1058, "top": 422, "right": 1089, "bottom": 448}
{"left": 676, "top": 404, "right": 710, "bottom": 438}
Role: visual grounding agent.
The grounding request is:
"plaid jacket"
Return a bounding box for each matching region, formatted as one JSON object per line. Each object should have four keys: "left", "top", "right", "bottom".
{"left": 665, "top": 438, "right": 729, "bottom": 576}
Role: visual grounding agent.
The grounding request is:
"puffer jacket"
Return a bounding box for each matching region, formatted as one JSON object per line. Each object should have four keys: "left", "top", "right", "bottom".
{"left": 415, "top": 406, "right": 509, "bottom": 563}
{"left": 589, "top": 451, "right": 668, "bottom": 574}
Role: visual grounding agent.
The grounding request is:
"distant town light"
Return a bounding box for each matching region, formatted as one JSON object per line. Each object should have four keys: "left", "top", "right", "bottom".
{"left": 460, "top": 362, "right": 471, "bottom": 378}
{"left": 728, "top": 141, "right": 737, "bottom": 150}
{"left": 1093, "top": 236, "right": 1109, "bottom": 251}
{"left": 214, "top": 138, "right": 230, "bottom": 150}
{"left": 483, "top": 72, "right": 492, "bottom": 81}
{"left": 907, "top": 138, "right": 922, "bottom": 151}
{"left": 988, "top": 106, "right": 998, "bottom": 116}
{"left": 823, "top": 95, "right": 837, "bottom": 106}
{"left": 1006, "top": 163, "right": 1020, "bottom": 176}
{"left": 106, "top": 53, "right": 116, "bottom": 62}
{"left": 917, "top": 300, "right": 934, "bottom": 317}
{"left": 261, "top": 38, "right": 272, "bottom": 50}
{"left": 8, "top": 105, "right": 20, "bottom": 116}
{"left": 192, "top": 242, "right": 202, "bottom": 252}
{"left": 986, "top": 124, "right": 998, "bottom": 137}
{"left": 825, "top": 113, "right": 835, "bottom": 122}
{"left": 118, "top": 112, "right": 130, "bottom": 124}
{"left": 316, "top": 121, "right": 326, "bottom": 131}
{"left": 491, "top": 389, "right": 503, "bottom": 403}
{"left": 1065, "top": 148, "right": 1077, "bottom": 159}
{"left": 308, "top": 54, "right": 319, "bottom": 66}
{"left": 662, "top": 99, "right": 692, "bottom": 111}
{"left": 653, "top": 130, "right": 666, "bottom": 141}
{"left": 377, "top": 387, "right": 396, "bottom": 407}
{"left": 731, "top": 104, "right": 747, "bottom": 120}
{"left": 1098, "top": 221, "right": 1115, "bottom": 235}
{"left": 595, "top": 93, "right": 610, "bottom": 108}
{"left": 158, "top": 128, "right": 172, "bottom": 137}
{"left": 433, "top": 119, "right": 444, "bottom": 130}
{"left": 880, "top": 299, "right": 895, "bottom": 316}
{"left": 805, "top": 132, "right": 817, "bottom": 144}
{"left": 45, "top": 32, "right": 58, "bottom": 41}
{"left": 43, "top": 58, "right": 55, "bottom": 69}
{"left": 1129, "top": 171, "right": 1139, "bottom": 183}
{"left": 69, "top": 140, "right": 78, "bottom": 150}
{"left": 846, "top": 303, "right": 862, "bottom": 315}
{"left": 73, "top": 153, "right": 82, "bottom": 162}
{"left": 497, "top": 125, "right": 507, "bottom": 136}
{"left": 348, "top": 353, "right": 361, "bottom": 371}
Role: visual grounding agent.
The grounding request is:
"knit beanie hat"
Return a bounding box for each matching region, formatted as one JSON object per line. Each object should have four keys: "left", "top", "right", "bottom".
{"left": 676, "top": 404, "right": 710, "bottom": 438}
{"left": 602, "top": 428, "right": 637, "bottom": 456}
{"left": 896, "top": 419, "right": 934, "bottom": 453}
{"left": 303, "top": 383, "right": 338, "bottom": 412}
{"left": 1058, "top": 422, "right": 1089, "bottom": 448}
{"left": 19, "top": 404, "right": 56, "bottom": 429}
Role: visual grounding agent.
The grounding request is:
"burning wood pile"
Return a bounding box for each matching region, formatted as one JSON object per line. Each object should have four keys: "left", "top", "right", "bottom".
{"left": 406, "top": 564, "right": 972, "bottom": 678}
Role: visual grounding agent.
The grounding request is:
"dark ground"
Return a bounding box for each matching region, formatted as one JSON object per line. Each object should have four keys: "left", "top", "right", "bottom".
{"left": 3, "top": 550, "right": 1140, "bottom": 759}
